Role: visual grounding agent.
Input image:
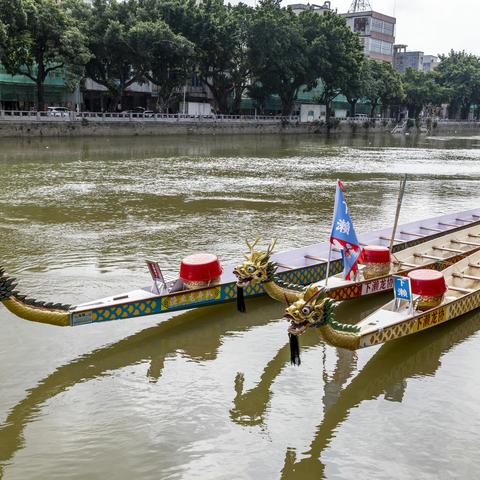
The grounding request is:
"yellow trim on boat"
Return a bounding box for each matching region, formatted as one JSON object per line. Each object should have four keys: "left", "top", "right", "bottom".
{"left": 1, "top": 297, "right": 70, "bottom": 326}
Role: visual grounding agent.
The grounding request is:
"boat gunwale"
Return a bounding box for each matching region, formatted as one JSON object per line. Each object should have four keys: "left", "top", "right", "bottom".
{"left": 70, "top": 211, "right": 480, "bottom": 317}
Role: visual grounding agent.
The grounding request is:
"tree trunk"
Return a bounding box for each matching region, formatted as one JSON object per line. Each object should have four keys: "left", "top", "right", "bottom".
{"left": 370, "top": 102, "right": 377, "bottom": 118}
{"left": 36, "top": 78, "right": 45, "bottom": 112}
{"left": 325, "top": 101, "right": 332, "bottom": 120}
{"left": 348, "top": 99, "right": 357, "bottom": 117}
{"left": 35, "top": 62, "right": 46, "bottom": 111}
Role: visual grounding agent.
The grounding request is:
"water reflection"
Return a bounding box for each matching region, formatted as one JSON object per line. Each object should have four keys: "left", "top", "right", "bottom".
{"left": 0, "top": 298, "right": 281, "bottom": 477}
{"left": 279, "top": 312, "right": 480, "bottom": 479}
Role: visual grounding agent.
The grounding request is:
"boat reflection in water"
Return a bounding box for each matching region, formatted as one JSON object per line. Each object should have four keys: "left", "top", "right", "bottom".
{"left": 229, "top": 295, "right": 383, "bottom": 427}
{"left": 0, "top": 297, "right": 282, "bottom": 476}
{"left": 278, "top": 311, "right": 480, "bottom": 479}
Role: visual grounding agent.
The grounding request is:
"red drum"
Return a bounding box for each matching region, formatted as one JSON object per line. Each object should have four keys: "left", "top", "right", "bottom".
{"left": 180, "top": 253, "right": 222, "bottom": 289}
{"left": 408, "top": 269, "right": 447, "bottom": 311}
{"left": 362, "top": 246, "right": 391, "bottom": 279}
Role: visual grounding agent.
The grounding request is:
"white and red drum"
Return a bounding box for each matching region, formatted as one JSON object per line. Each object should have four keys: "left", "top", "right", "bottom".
{"left": 362, "top": 246, "right": 391, "bottom": 279}
{"left": 408, "top": 269, "right": 447, "bottom": 311}
{"left": 180, "top": 253, "right": 223, "bottom": 290}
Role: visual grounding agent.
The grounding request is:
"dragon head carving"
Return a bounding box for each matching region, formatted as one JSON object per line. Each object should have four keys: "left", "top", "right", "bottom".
{"left": 233, "top": 238, "right": 277, "bottom": 288}
{"left": 284, "top": 284, "right": 335, "bottom": 336}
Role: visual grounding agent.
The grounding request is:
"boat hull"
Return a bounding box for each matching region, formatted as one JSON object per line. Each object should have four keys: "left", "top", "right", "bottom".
{"left": 70, "top": 209, "right": 480, "bottom": 326}
{"left": 359, "top": 289, "right": 480, "bottom": 349}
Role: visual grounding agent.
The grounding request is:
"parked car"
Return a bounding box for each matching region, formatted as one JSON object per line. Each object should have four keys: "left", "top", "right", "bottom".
{"left": 47, "top": 107, "right": 71, "bottom": 117}
{"left": 121, "top": 107, "right": 155, "bottom": 117}
{"left": 354, "top": 113, "right": 368, "bottom": 120}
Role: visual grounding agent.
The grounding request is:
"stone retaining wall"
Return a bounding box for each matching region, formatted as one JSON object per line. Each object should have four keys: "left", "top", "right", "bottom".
{"left": 0, "top": 118, "right": 478, "bottom": 138}
{"left": 0, "top": 120, "right": 315, "bottom": 138}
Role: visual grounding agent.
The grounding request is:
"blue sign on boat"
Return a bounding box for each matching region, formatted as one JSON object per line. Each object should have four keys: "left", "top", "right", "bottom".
{"left": 393, "top": 275, "right": 412, "bottom": 301}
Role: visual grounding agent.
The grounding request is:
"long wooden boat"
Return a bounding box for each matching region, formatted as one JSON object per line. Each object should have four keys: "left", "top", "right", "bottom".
{"left": 1, "top": 208, "right": 480, "bottom": 327}
{"left": 318, "top": 223, "right": 480, "bottom": 301}
{"left": 286, "top": 249, "right": 480, "bottom": 351}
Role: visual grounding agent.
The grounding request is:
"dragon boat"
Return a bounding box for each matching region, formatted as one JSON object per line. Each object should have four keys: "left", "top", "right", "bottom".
{"left": 234, "top": 221, "right": 480, "bottom": 307}
{"left": 285, "top": 249, "right": 480, "bottom": 351}
{"left": 1, "top": 208, "right": 480, "bottom": 327}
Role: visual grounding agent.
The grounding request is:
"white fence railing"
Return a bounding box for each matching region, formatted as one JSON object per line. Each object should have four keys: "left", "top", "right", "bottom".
{"left": 0, "top": 110, "right": 300, "bottom": 123}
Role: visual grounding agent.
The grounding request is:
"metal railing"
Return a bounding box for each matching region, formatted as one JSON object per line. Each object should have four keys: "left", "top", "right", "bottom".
{"left": 0, "top": 110, "right": 300, "bottom": 123}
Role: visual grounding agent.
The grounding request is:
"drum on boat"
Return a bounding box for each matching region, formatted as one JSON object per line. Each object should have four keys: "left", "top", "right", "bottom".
{"left": 408, "top": 269, "right": 447, "bottom": 311}
{"left": 362, "top": 246, "right": 391, "bottom": 279}
{"left": 180, "top": 253, "right": 223, "bottom": 290}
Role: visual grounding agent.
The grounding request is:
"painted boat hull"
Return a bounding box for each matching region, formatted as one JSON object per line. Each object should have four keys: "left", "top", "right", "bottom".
{"left": 68, "top": 209, "right": 480, "bottom": 326}
{"left": 344, "top": 249, "right": 480, "bottom": 349}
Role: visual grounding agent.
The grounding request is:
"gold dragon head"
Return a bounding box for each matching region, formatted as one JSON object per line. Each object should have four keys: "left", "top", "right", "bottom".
{"left": 233, "top": 237, "right": 277, "bottom": 288}
{"left": 284, "top": 284, "right": 334, "bottom": 336}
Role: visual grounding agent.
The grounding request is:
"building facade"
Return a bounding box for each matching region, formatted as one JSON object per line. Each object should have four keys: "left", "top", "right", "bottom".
{"left": 342, "top": 10, "right": 396, "bottom": 62}
{"left": 0, "top": 64, "right": 75, "bottom": 110}
{"left": 423, "top": 55, "right": 439, "bottom": 72}
{"left": 393, "top": 45, "right": 424, "bottom": 72}
{"left": 289, "top": 2, "right": 332, "bottom": 15}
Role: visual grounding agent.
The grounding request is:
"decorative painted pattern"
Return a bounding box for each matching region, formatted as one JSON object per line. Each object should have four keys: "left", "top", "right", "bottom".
{"left": 329, "top": 284, "right": 361, "bottom": 301}
{"left": 85, "top": 298, "right": 162, "bottom": 324}
{"left": 70, "top": 223, "right": 480, "bottom": 326}
{"left": 361, "top": 290, "right": 480, "bottom": 348}
{"left": 446, "top": 290, "right": 480, "bottom": 320}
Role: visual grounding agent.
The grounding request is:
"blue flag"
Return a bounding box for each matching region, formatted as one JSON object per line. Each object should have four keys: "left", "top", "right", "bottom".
{"left": 330, "top": 181, "right": 362, "bottom": 280}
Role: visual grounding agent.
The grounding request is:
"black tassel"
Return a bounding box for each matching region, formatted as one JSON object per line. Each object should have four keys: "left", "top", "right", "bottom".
{"left": 236, "top": 285, "right": 246, "bottom": 313}
{"left": 289, "top": 333, "right": 301, "bottom": 366}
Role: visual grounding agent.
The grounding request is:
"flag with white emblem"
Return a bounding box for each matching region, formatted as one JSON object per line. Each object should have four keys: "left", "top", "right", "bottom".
{"left": 330, "top": 180, "right": 362, "bottom": 280}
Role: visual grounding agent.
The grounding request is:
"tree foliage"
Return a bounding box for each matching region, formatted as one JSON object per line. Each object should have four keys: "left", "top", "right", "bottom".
{"left": 435, "top": 50, "right": 480, "bottom": 119}
{"left": 0, "top": 0, "right": 90, "bottom": 110}
{"left": 300, "top": 11, "right": 364, "bottom": 119}
{"left": 402, "top": 68, "right": 448, "bottom": 119}
{"left": 362, "top": 59, "right": 404, "bottom": 117}
{"left": 249, "top": 0, "right": 309, "bottom": 116}
{"left": 1, "top": 0, "right": 479, "bottom": 118}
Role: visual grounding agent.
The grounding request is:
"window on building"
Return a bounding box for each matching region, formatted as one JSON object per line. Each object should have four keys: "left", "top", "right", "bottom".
{"left": 353, "top": 17, "right": 368, "bottom": 34}
{"left": 369, "top": 39, "right": 392, "bottom": 56}
{"left": 370, "top": 18, "right": 394, "bottom": 36}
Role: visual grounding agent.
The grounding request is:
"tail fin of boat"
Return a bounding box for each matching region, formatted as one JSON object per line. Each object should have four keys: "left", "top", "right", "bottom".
{"left": 0, "top": 266, "right": 71, "bottom": 326}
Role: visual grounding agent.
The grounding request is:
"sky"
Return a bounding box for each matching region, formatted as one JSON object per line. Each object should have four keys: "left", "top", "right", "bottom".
{"left": 242, "top": 0, "right": 480, "bottom": 56}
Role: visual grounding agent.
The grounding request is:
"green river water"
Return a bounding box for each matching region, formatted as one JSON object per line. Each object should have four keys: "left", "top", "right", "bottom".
{"left": 0, "top": 133, "right": 480, "bottom": 479}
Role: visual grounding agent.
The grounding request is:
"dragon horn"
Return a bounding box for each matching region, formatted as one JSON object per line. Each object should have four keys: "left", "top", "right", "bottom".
{"left": 304, "top": 287, "right": 326, "bottom": 306}
{"left": 266, "top": 238, "right": 277, "bottom": 255}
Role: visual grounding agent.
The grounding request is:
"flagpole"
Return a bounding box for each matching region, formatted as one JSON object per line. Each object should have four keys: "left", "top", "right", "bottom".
{"left": 389, "top": 174, "right": 407, "bottom": 254}
{"left": 325, "top": 178, "right": 340, "bottom": 288}
{"left": 325, "top": 243, "right": 333, "bottom": 287}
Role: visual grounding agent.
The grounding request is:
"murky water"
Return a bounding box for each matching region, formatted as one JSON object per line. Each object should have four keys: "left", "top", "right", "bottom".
{"left": 1, "top": 133, "right": 480, "bottom": 479}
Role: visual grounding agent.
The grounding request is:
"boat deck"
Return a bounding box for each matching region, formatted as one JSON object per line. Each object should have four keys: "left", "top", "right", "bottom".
{"left": 72, "top": 208, "right": 480, "bottom": 314}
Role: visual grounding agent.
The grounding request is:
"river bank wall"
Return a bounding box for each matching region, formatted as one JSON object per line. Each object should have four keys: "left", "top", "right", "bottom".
{"left": 0, "top": 118, "right": 478, "bottom": 138}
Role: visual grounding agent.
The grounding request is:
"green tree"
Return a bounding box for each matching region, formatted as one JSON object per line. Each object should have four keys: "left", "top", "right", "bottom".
{"left": 435, "top": 50, "right": 480, "bottom": 119}
{"left": 300, "top": 11, "right": 364, "bottom": 119}
{"left": 85, "top": 0, "right": 146, "bottom": 112}
{"left": 402, "top": 68, "right": 447, "bottom": 119}
{"left": 190, "top": 0, "right": 254, "bottom": 114}
{"left": 249, "top": 0, "right": 308, "bottom": 116}
{"left": 128, "top": 20, "right": 195, "bottom": 112}
{"left": 341, "top": 60, "right": 370, "bottom": 117}
{"left": 0, "top": 0, "right": 90, "bottom": 111}
{"left": 363, "top": 59, "right": 404, "bottom": 118}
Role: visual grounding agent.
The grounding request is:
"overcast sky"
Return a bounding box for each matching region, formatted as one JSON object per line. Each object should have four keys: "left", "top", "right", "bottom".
{"left": 241, "top": 0, "right": 479, "bottom": 56}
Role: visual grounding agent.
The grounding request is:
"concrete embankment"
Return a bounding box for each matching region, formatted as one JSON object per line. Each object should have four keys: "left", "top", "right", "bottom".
{"left": 0, "top": 119, "right": 316, "bottom": 138}
{"left": 430, "top": 121, "right": 480, "bottom": 136}
{"left": 0, "top": 118, "right": 478, "bottom": 138}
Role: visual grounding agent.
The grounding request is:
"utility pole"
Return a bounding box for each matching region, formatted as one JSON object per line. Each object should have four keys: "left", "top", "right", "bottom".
{"left": 348, "top": 0, "right": 372, "bottom": 12}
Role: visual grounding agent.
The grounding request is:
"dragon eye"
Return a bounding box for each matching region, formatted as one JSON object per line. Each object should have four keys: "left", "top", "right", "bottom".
{"left": 246, "top": 265, "right": 255, "bottom": 273}
{"left": 301, "top": 306, "right": 311, "bottom": 315}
